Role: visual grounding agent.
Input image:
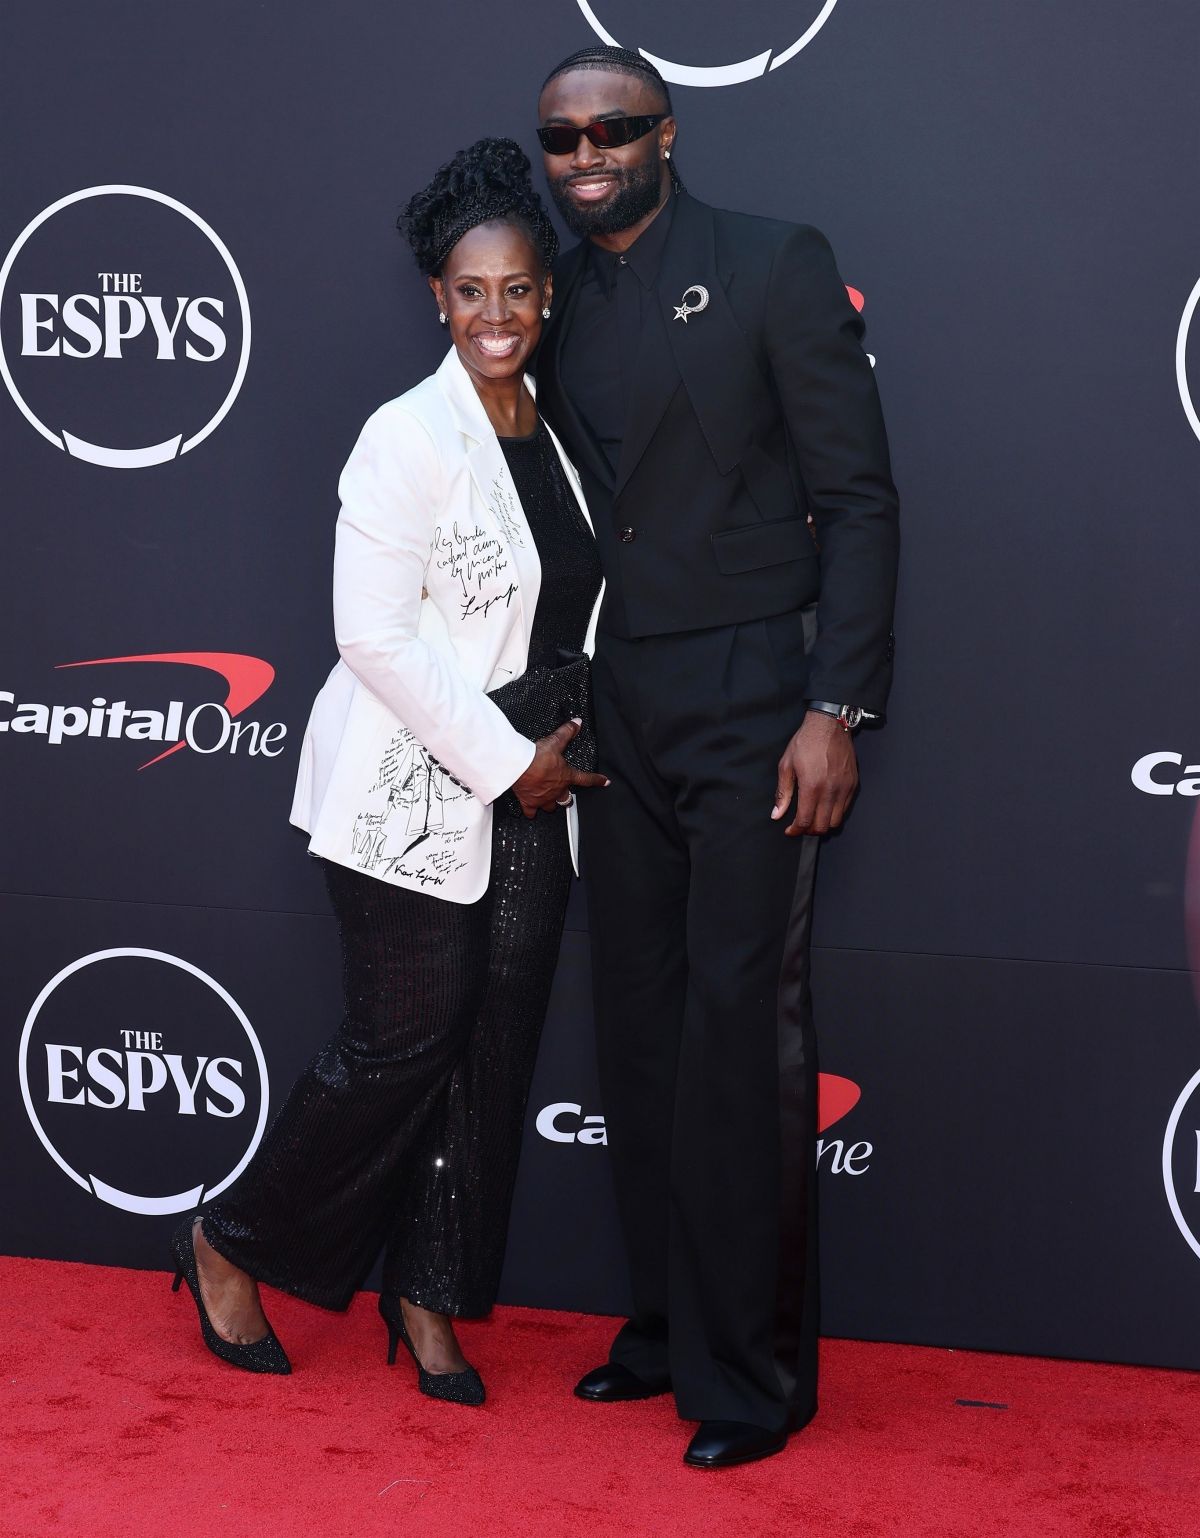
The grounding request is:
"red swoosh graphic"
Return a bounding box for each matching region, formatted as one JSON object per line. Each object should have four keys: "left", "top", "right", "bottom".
{"left": 55, "top": 652, "right": 275, "bottom": 770}
{"left": 846, "top": 286, "right": 865, "bottom": 313}
{"left": 818, "top": 1073, "right": 861, "bottom": 1133}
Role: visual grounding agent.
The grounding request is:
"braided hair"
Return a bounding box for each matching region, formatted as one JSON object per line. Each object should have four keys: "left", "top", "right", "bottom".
{"left": 398, "top": 138, "right": 559, "bottom": 277}
{"left": 541, "top": 45, "right": 681, "bottom": 191}
{"left": 543, "top": 45, "right": 673, "bottom": 111}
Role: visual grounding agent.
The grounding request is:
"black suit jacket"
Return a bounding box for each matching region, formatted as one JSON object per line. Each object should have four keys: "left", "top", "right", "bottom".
{"left": 536, "top": 191, "right": 900, "bottom": 715}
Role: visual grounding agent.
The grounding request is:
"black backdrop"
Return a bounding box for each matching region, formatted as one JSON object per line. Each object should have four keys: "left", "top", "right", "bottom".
{"left": 2, "top": 0, "right": 1199, "bottom": 1370}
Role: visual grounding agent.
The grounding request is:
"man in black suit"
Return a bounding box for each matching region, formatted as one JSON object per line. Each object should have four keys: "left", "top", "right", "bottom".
{"left": 534, "top": 45, "right": 899, "bottom": 1469}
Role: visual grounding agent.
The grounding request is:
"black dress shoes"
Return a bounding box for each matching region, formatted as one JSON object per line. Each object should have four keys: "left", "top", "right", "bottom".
{"left": 574, "top": 1362, "right": 672, "bottom": 1401}
{"left": 683, "top": 1419, "right": 789, "bottom": 1469}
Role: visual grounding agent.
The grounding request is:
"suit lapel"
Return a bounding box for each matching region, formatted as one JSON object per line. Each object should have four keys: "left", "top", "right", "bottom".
{"left": 435, "top": 348, "right": 540, "bottom": 662}
{"left": 659, "top": 195, "right": 772, "bottom": 477}
{"left": 615, "top": 194, "right": 724, "bottom": 495}
{"left": 538, "top": 403, "right": 606, "bottom": 658}
{"left": 613, "top": 270, "right": 680, "bottom": 496}
{"left": 533, "top": 390, "right": 594, "bottom": 533}
{"left": 616, "top": 194, "right": 774, "bottom": 494}
{"left": 538, "top": 243, "right": 615, "bottom": 490}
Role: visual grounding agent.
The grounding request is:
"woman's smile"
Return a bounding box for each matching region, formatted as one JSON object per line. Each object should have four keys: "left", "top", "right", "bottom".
{"left": 472, "top": 330, "right": 522, "bottom": 359}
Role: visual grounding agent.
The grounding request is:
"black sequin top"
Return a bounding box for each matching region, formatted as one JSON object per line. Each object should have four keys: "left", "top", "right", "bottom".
{"left": 498, "top": 420, "right": 601, "bottom": 669}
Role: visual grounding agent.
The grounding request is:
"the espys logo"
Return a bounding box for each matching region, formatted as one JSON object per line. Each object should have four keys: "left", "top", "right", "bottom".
{"left": 18, "top": 949, "right": 268, "bottom": 1215}
{"left": 577, "top": 0, "right": 839, "bottom": 86}
{"left": 0, "top": 651, "right": 285, "bottom": 770}
{"left": 0, "top": 185, "right": 250, "bottom": 468}
{"left": 539, "top": 1072, "right": 873, "bottom": 1174}
{"left": 1163, "top": 1069, "right": 1200, "bottom": 1262}
{"left": 1177, "top": 276, "right": 1200, "bottom": 446}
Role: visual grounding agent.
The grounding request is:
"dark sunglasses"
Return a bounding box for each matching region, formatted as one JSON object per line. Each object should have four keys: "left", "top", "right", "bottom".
{"left": 537, "top": 114, "right": 667, "bottom": 157}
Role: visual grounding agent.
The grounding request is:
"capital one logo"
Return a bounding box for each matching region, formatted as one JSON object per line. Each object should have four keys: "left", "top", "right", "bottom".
{"left": 1131, "top": 753, "right": 1200, "bottom": 797}
{"left": 1163, "top": 1070, "right": 1200, "bottom": 1262}
{"left": 0, "top": 651, "right": 285, "bottom": 770}
{"left": 539, "top": 1072, "right": 873, "bottom": 1173}
{"left": 1177, "top": 276, "right": 1200, "bottom": 446}
{"left": 577, "top": 0, "right": 839, "bottom": 86}
{"left": 0, "top": 185, "right": 250, "bottom": 468}
{"left": 18, "top": 949, "right": 268, "bottom": 1215}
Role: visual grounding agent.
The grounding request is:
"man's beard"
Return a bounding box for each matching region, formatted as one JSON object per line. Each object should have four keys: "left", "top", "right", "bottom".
{"left": 549, "top": 158, "right": 664, "bottom": 238}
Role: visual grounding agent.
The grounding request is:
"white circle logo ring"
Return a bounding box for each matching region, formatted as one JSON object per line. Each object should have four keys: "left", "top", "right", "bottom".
{"left": 18, "top": 947, "right": 269, "bottom": 1216}
{"left": 576, "top": 0, "right": 840, "bottom": 86}
{"left": 1163, "top": 1066, "right": 1200, "bottom": 1261}
{"left": 1176, "top": 276, "right": 1200, "bottom": 445}
{"left": 0, "top": 185, "right": 251, "bottom": 468}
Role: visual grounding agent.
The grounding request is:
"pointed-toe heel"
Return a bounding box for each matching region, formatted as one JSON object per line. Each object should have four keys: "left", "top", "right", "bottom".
{"left": 169, "top": 1218, "right": 291, "bottom": 1376}
{"left": 378, "top": 1295, "right": 485, "bottom": 1407}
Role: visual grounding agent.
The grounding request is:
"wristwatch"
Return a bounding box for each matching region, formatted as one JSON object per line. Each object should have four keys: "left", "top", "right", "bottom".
{"left": 806, "top": 700, "right": 868, "bottom": 731}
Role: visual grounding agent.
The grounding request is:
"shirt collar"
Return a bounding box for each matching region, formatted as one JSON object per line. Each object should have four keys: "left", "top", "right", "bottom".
{"left": 587, "top": 193, "right": 675, "bottom": 297}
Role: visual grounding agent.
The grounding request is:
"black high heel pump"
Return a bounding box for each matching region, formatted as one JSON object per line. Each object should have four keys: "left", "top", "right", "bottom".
{"left": 170, "top": 1218, "right": 291, "bottom": 1375}
{"left": 378, "top": 1295, "right": 484, "bottom": 1406}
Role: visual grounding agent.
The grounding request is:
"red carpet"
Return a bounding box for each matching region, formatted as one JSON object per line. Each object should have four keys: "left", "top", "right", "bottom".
{"left": 1, "top": 1256, "right": 1195, "bottom": 1538}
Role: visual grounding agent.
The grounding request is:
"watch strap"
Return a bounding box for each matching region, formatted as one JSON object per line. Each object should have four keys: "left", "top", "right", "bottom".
{"left": 806, "top": 700, "right": 866, "bottom": 731}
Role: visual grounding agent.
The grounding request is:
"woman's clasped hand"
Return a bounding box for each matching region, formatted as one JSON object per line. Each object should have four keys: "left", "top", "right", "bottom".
{"left": 511, "top": 718, "right": 608, "bottom": 817}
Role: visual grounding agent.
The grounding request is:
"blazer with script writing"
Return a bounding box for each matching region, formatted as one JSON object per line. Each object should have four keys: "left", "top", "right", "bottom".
{"left": 290, "top": 346, "right": 601, "bottom": 903}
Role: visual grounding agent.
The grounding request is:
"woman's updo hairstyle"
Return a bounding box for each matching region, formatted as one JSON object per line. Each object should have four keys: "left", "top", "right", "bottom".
{"left": 398, "top": 137, "right": 559, "bottom": 278}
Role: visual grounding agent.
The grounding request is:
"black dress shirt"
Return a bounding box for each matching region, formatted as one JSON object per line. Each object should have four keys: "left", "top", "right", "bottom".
{"left": 558, "top": 196, "right": 676, "bottom": 635}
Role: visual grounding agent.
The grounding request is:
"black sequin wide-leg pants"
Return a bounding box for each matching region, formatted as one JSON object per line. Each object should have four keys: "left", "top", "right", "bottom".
{"left": 201, "top": 811, "right": 571, "bottom": 1317}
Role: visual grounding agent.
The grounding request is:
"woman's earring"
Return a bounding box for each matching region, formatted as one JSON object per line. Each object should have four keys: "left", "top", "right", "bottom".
{"left": 664, "top": 149, "right": 672, "bottom": 160}
{"left": 438, "top": 311, "right": 447, "bottom": 325}
{"left": 542, "top": 306, "right": 551, "bottom": 320}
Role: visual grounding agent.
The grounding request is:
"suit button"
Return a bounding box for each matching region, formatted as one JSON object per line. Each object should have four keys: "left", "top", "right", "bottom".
{"left": 619, "top": 527, "right": 636, "bottom": 543}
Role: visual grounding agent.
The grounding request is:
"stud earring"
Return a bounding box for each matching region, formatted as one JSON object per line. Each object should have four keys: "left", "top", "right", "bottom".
{"left": 664, "top": 149, "right": 672, "bottom": 160}
{"left": 438, "top": 311, "right": 447, "bottom": 325}
{"left": 542, "top": 306, "right": 551, "bottom": 320}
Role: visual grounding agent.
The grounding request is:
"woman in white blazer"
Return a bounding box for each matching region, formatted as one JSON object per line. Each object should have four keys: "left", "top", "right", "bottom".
{"left": 170, "top": 141, "right": 605, "bottom": 1404}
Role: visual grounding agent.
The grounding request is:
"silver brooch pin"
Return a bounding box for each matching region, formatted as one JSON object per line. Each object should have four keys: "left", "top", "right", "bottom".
{"left": 673, "top": 284, "right": 710, "bottom": 323}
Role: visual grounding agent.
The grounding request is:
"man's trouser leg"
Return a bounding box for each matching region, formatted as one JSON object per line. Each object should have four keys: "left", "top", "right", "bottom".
{"left": 583, "top": 614, "right": 819, "bottom": 1426}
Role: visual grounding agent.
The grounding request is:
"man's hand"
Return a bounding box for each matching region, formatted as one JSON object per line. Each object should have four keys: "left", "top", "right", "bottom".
{"left": 771, "top": 711, "right": 859, "bottom": 836}
{"left": 511, "top": 719, "right": 609, "bottom": 819}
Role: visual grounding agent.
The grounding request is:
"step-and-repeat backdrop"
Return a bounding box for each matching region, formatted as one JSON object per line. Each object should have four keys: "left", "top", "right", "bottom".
{"left": 2, "top": 1, "right": 1198, "bottom": 1369}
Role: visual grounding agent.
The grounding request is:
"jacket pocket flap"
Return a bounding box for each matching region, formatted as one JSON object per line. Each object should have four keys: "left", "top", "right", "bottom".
{"left": 711, "top": 517, "right": 815, "bottom": 575}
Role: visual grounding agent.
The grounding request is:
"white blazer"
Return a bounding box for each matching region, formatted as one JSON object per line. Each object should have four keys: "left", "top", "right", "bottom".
{"left": 290, "top": 346, "right": 602, "bottom": 904}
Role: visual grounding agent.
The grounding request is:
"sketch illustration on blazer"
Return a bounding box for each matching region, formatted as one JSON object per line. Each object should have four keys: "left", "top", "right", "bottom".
{"left": 290, "top": 344, "right": 603, "bottom": 903}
